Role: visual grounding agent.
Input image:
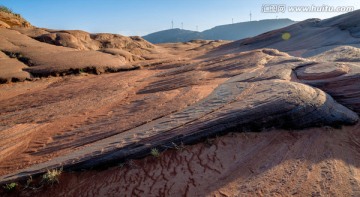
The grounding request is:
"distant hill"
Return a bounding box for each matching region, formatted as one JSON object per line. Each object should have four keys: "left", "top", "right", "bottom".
{"left": 142, "top": 28, "right": 202, "bottom": 44}
{"left": 143, "top": 19, "right": 296, "bottom": 44}
{"left": 215, "top": 10, "right": 360, "bottom": 57}
{"left": 201, "top": 19, "right": 296, "bottom": 40}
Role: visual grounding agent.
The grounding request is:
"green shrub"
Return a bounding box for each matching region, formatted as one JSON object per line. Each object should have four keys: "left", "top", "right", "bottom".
{"left": 0, "top": 5, "right": 13, "bottom": 14}
{"left": 42, "top": 168, "right": 62, "bottom": 184}
{"left": 150, "top": 148, "right": 161, "bottom": 157}
{"left": 3, "top": 182, "right": 17, "bottom": 191}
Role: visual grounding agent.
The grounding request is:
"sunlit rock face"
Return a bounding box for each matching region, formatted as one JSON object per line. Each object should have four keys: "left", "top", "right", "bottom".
{"left": 0, "top": 11, "right": 31, "bottom": 28}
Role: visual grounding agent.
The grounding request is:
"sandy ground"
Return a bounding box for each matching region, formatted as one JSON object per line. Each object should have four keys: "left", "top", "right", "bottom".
{"left": 10, "top": 123, "right": 360, "bottom": 197}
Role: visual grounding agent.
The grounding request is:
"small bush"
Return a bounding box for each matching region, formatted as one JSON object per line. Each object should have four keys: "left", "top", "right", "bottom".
{"left": 150, "top": 148, "right": 161, "bottom": 157}
{"left": 0, "top": 6, "right": 13, "bottom": 14}
{"left": 3, "top": 182, "right": 17, "bottom": 191}
{"left": 42, "top": 168, "right": 62, "bottom": 185}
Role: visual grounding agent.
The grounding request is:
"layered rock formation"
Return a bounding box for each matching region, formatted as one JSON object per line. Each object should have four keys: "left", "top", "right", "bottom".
{"left": 0, "top": 11, "right": 31, "bottom": 28}
{"left": 0, "top": 48, "right": 359, "bottom": 184}
{"left": 298, "top": 46, "right": 360, "bottom": 113}
{"left": 0, "top": 11, "right": 174, "bottom": 83}
{"left": 32, "top": 30, "right": 159, "bottom": 61}
{"left": 13, "top": 123, "right": 360, "bottom": 197}
{"left": 216, "top": 10, "right": 360, "bottom": 57}
{"left": 0, "top": 28, "right": 132, "bottom": 80}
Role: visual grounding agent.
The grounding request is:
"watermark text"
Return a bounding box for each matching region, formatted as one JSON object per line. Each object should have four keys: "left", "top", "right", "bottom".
{"left": 262, "top": 4, "right": 354, "bottom": 13}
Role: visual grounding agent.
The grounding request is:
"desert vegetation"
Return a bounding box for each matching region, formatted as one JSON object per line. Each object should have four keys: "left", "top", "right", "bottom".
{"left": 41, "top": 169, "right": 62, "bottom": 185}
{"left": 3, "top": 182, "right": 17, "bottom": 191}
{"left": 0, "top": 5, "right": 13, "bottom": 14}
{"left": 0, "top": 5, "right": 21, "bottom": 18}
{"left": 150, "top": 148, "right": 161, "bottom": 158}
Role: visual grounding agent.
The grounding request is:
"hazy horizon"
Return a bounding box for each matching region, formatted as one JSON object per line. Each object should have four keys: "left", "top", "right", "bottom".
{"left": 1, "top": 0, "right": 359, "bottom": 36}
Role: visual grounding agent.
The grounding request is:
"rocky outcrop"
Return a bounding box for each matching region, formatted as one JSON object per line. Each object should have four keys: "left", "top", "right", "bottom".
{"left": 0, "top": 49, "right": 358, "bottom": 183}
{"left": 311, "top": 46, "right": 360, "bottom": 62}
{"left": 0, "top": 13, "right": 169, "bottom": 82}
{"left": 0, "top": 11, "right": 31, "bottom": 28}
{"left": 296, "top": 47, "right": 360, "bottom": 113}
{"left": 32, "top": 30, "right": 159, "bottom": 61}
{"left": 0, "top": 28, "right": 137, "bottom": 81}
{"left": 0, "top": 51, "right": 31, "bottom": 83}
{"left": 0, "top": 27, "right": 225, "bottom": 82}
{"left": 215, "top": 10, "right": 360, "bottom": 57}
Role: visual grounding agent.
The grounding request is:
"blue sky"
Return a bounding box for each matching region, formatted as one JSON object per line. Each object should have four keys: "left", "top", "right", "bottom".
{"left": 1, "top": 0, "right": 359, "bottom": 36}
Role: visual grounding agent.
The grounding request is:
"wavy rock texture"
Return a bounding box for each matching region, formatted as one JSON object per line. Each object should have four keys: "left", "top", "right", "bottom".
{"left": 16, "top": 123, "right": 360, "bottom": 197}
{"left": 0, "top": 48, "right": 358, "bottom": 186}
{"left": 296, "top": 47, "right": 360, "bottom": 113}
{"left": 0, "top": 26, "right": 223, "bottom": 83}
{"left": 33, "top": 30, "right": 161, "bottom": 61}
